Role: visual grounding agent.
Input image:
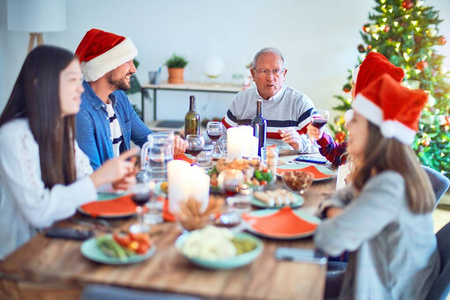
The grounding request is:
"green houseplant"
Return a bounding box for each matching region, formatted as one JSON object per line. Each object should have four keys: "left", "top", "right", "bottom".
{"left": 165, "top": 53, "right": 188, "bottom": 84}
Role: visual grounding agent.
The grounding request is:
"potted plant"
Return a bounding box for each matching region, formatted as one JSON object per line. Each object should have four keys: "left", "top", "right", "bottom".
{"left": 165, "top": 53, "right": 188, "bottom": 84}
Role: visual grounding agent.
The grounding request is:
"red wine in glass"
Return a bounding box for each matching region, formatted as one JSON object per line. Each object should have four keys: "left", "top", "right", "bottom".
{"left": 186, "top": 148, "right": 203, "bottom": 157}
{"left": 207, "top": 132, "right": 222, "bottom": 142}
{"left": 224, "top": 187, "right": 240, "bottom": 197}
{"left": 312, "top": 118, "right": 328, "bottom": 129}
{"left": 131, "top": 192, "right": 150, "bottom": 206}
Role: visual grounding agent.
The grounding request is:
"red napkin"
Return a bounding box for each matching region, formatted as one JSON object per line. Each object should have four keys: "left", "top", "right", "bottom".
{"left": 242, "top": 207, "right": 317, "bottom": 237}
{"left": 162, "top": 197, "right": 176, "bottom": 222}
{"left": 80, "top": 194, "right": 147, "bottom": 218}
{"left": 277, "top": 165, "right": 332, "bottom": 180}
{"left": 174, "top": 153, "right": 194, "bottom": 164}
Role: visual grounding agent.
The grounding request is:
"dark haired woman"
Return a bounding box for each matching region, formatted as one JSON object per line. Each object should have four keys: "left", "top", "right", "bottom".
{"left": 0, "top": 45, "right": 137, "bottom": 259}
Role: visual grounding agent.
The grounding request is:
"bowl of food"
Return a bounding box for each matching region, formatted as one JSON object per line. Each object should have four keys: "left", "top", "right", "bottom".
{"left": 282, "top": 171, "right": 314, "bottom": 194}
{"left": 175, "top": 226, "right": 263, "bottom": 269}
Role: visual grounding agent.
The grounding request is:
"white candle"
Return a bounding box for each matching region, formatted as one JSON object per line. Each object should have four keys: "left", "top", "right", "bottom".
{"left": 187, "top": 166, "right": 210, "bottom": 212}
{"left": 168, "top": 161, "right": 210, "bottom": 214}
{"left": 227, "top": 127, "right": 242, "bottom": 160}
{"left": 168, "top": 160, "right": 190, "bottom": 214}
{"left": 246, "top": 136, "right": 259, "bottom": 158}
{"left": 227, "top": 126, "right": 256, "bottom": 160}
{"left": 240, "top": 125, "right": 253, "bottom": 138}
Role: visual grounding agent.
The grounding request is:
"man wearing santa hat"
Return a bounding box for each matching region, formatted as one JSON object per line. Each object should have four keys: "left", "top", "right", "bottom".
{"left": 75, "top": 29, "right": 186, "bottom": 170}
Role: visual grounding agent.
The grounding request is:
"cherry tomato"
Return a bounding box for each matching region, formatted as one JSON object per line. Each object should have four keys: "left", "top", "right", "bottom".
{"left": 136, "top": 243, "right": 150, "bottom": 254}
{"left": 113, "top": 233, "right": 131, "bottom": 247}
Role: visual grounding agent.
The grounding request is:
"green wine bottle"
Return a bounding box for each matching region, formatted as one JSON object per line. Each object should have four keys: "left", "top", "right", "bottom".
{"left": 184, "top": 95, "right": 200, "bottom": 135}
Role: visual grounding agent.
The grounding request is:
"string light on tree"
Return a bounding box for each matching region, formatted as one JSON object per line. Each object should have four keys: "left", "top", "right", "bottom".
{"left": 427, "top": 28, "right": 437, "bottom": 37}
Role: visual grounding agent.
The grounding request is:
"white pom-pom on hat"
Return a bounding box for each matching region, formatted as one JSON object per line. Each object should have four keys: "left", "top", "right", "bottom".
{"left": 344, "top": 109, "right": 354, "bottom": 123}
{"left": 380, "top": 120, "right": 396, "bottom": 138}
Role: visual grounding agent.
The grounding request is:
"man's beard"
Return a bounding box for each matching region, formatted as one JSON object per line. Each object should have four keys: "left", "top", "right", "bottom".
{"left": 106, "top": 72, "right": 131, "bottom": 91}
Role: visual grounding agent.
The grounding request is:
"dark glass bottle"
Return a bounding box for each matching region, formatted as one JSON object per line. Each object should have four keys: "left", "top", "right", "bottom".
{"left": 184, "top": 95, "right": 200, "bottom": 135}
{"left": 251, "top": 99, "right": 267, "bottom": 156}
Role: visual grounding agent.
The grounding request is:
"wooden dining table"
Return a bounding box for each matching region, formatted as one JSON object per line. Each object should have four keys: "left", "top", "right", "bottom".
{"left": 0, "top": 156, "right": 336, "bottom": 300}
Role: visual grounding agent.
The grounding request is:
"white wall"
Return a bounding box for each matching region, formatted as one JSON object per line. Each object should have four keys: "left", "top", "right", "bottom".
{"left": 1, "top": 0, "right": 449, "bottom": 122}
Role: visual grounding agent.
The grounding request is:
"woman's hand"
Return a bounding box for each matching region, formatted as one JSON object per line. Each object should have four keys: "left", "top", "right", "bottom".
{"left": 90, "top": 148, "right": 139, "bottom": 188}
{"left": 278, "top": 128, "right": 301, "bottom": 150}
{"left": 307, "top": 123, "right": 323, "bottom": 140}
{"left": 173, "top": 135, "right": 188, "bottom": 157}
{"left": 325, "top": 207, "right": 343, "bottom": 219}
{"left": 112, "top": 173, "right": 137, "bottom": 191}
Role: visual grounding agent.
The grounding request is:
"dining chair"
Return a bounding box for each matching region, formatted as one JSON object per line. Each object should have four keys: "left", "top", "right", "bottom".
{"left": 82, "top": 284, "right": 203, "bottom": 300}
{"left": 422, "top": 166, "right": 450, "bottom": 207}
{"left": 426, "top": 221, "right": 450, "bottom": 300}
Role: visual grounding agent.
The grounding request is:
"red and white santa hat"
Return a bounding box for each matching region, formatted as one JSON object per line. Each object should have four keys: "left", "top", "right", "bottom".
{"left": 75, "top": 29, "right": 138, "bottom": 82}
{"left": 352, "top": 52, "right": 404, "bottom": 95}
{"left": 352, "top": 74, "right": 428, "bottom": 145}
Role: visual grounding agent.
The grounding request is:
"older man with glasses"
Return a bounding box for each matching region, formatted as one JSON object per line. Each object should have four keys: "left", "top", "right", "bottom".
{"left": 221, "top": 47, "right": 317, "bottom": 152}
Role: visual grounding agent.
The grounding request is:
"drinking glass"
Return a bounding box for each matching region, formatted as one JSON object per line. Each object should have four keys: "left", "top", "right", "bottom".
{"left": 129, "top": 176, "right": 154, "bottom": 233}
{"left": 206, "top": 121, "right": 223, "bottom": 158}
{"left": 217, "top": 169, "right": 245, "bottom": 196}
{"left": 216, "top": 172, "right": 247, "bottom": 228}
{"left": 310, "top": 109, "right": 329, "bottom": 143}
{"left": 186, "top": 134, "right": 205, "bottom": 165}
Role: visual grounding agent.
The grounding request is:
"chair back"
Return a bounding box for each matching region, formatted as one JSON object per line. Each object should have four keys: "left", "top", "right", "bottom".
{"left": 426, "top": 222, "right": 450, "bottom": 300}
{"left": 422, "top": 166, "right": 450, "bottom": 207}
{"left": 82, "top": 284, "right": 203, "bottom": 300}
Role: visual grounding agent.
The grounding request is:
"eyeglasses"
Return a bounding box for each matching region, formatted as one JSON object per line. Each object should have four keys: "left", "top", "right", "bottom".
{"left": 253, "top": 68, "right": 285, "bottom": 77}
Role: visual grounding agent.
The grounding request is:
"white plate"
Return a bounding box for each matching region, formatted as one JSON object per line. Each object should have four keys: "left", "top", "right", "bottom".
{"left": 243, "top": 209, "right": 321, "bottom": 240}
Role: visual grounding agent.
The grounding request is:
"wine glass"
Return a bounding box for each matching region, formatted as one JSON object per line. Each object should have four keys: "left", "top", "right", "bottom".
{"left": 217, "top": 169, "right": 245, "bottom": 196}
{"left": 186, "top": 134, "right": 205, "bottom": 165}
{"left": 129, "top": 176, "right": 154, "bottom": 233}
{"left": 217, "top": 169, "right": 245, "bottom": 227}
{"left": 206, "top": 121, "right": 223, "bottom": 158}
{"left": 310, "top": 109, "right": 329, "bottom": 143}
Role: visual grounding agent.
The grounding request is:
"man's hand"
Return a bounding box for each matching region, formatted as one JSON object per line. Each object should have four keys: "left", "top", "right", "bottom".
{"left": 307, "top": 123, "right": 323, "bottom": 140}
{"left": 173, "top": 135, "right": 188, "bottom": 157}
{"left": 278, "top": 128, "right": 302, "bottom": 150}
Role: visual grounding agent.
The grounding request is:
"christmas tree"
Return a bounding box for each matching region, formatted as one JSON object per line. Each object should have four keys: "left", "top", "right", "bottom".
{"left": 331, "top": 0, "right": 450, "bottom": 178}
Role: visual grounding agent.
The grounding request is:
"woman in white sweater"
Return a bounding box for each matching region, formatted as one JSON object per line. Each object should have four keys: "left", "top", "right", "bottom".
{"left": 314, "top": 74, "right": 439, "bottom": 299}
{"left": 0, "top": 45, "right": 137, "bottom": 259}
